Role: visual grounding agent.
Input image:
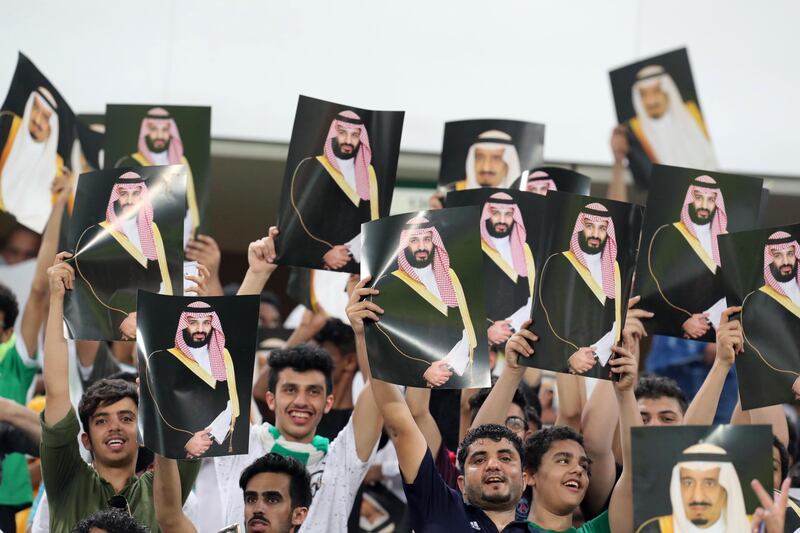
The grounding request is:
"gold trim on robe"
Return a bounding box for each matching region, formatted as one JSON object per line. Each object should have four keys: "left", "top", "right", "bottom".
{"left": 759, "top": 285, "right": 800, "bottom": 320}
{"left": 629, "top": 101, "right": 710, "bottom": 164}
{"left": 98, "top": 221, "right": 173, "bottom": 295}
{"left": 482, "top": 240, "right": 536, "bottom": 297}
{"left": 741, "top": 288, "right": 800, "bottom": 380}
{"left": 673, "top": 221, "right": 717, "bottom": 273}
{"left": 391, "top": 269, "right": 448, "bottom": 316}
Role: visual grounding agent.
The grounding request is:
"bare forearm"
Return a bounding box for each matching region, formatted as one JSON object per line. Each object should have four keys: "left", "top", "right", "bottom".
{"left": 285, "top": 325, "right": 317, "bottom": 348}
{"left": 237, "top": 268, "right": 271, "bottom": 296}
{"left": 610, "top": 388, "right": 640, "bottom": 533}
{"left": 43, "top": 296, "right": 70, "bottom": 426}
{"left": 581, "top": 381, "right": 620, "bottom": 513}
{"left": 406, "top": 386, "right": 442, "bottom": 455}
{"left": 372, "top": 378, "right": 427, "bottom": 483}
{"left": 607, "top": 162, "right": 629, "bottom": 202}
{"left": 684, "top": 363, "right": 730, "bottom": 425}
{"left": 750, "top": 405, "right": 789, "bottom": 446}
{"left": 352, "top": 382, "right": 383, "bottom": 462}
{"left": 554, "top": 374, "right": 583, "bottom": 431}
{"left": 0, "top": 399, "right": 41, "bottom": 441}
{"left": 154, "top": 455, "right": 196, "bottom": 533}
{"left": 471, "top": 367, "right": 524, "bottom": 429}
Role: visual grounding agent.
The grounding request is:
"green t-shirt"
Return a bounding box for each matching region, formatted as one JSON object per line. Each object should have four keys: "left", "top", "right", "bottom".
{"left": 0, "top": 335, "right": 38, "bottom": 505}
{"left": 40, "top": 407, "right": 200, "bottom": 533}
{"left": 529, "top": 510, "right": 611, "bottom": 533}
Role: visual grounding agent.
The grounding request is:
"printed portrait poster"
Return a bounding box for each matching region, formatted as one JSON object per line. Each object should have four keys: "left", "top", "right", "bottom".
{"left": 445, "top": 188, "right": 546, "bottom": 347}
{"left": 632, "top": 424, "right": 772, "bottom": 533}
{"left": 719, "top": 223, "right": 800, "bottom": 410}
{"left": 635, "top": 165, "right": 763, "bottom": 342}
{"left": 438, "top": 119, "right": 545, "bottom": 190}
{"left": 63, "top": 166, "right": 186, "bottom": 340}
{"left": 510, "top": 166, "right": 592, "bottom": 197}
{"left": 276, "top": 95, "right": 404, "bottom": 274}
{"left": 362, "top": 207, "right": 491, "bottom": 389}
{"left": 610, "top": 48, "right": 717, "bottom": 189}
{"left": 0, "top": 52, "right": 79, "bottom": 233}
{"left": 105, "top": 104, "right": 211, "bottom": 246}
{"left": 286, "top": 266, "right": 352, "bottom": 324}
{"left": 136, "top": 291, "right": 259, "bottom": 459}
{"left": 528, "top": 191, "right": 644, "bottom": 379}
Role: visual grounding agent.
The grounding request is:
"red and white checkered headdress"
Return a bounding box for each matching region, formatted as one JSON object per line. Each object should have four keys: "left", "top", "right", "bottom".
{"left": 105, "top": 171, "right": 157, "bottom": 261}
{"left": 480, "top": 192, "right": 528, "bottom": 277}
{"left": 175, "top": 301, "right": 228, "bottom": 381}
{"left": 680, "top": 175, "right": 728, "bottom": 267}
{"left": 763, "top": 231, "right": 800, "bottom": 296}
{"left": 569, "top": 203, "right": 618, "bottom": 299}
{"left": 397, "top": 216, "right": 457, "bottom": 307}
{"left": 138, "top": 107, "right": 184, "bottom": 165}
{"left": 525, "top": 170, "right": 557, "bottom": 194}
{"left": 322, "top": 110, "right": 372, "bottom": 201}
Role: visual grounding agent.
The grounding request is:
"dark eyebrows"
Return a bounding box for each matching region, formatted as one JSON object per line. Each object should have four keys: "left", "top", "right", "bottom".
{"left": 553, "top": 451, "right": 573, "bottom": 460}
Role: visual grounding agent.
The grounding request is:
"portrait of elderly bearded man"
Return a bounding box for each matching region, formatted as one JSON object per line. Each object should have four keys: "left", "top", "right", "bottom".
{"left": 115, "top": 107, "right": 200, "bottom": 246}
{"left": 371, "top": 216, "right": 478, "bottom": 388}
{"left": 72, "top": 171, "right": 172, "bottom": 340}
{"left": 637, "top": 443, "right": 750, "bottom": 533}
{"left": 0, "top": 86, "right": 66, "bottom": 233}
{"left": 741, "top": 231, "right": 800, "bottom": 404}
{"left": 538, "top": 203, "right": 622, "bottom": 375}
{"left": 454, "top": 130, "right": 521, "bottom": 190}
{"left": 628, "top": 65, "right": 717, "bottom": 171}
{"left": 284, "top": 110, "right": 380, "bottom": 271}
{"left": 480, "top": 193, "right": 535, "bottom": 346}
{"left": 142, "top": 301, "right": 241, "bottom": 459}
{"left": 645, "top": 175, "right": 728, "bottom": 341}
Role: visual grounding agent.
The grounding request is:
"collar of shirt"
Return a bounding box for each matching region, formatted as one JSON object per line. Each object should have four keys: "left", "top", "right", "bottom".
{"left": 690, "top": 221, "right": 714, "bottom": 258}
{"left": 413, "top": 265, "right": 442, "bottom": 300}
{"left": 490, "top": 235, "right": 514, "bottom": 267}
{"left": 335, "top": 156, "right": 357, "bottom": 192}
{"left": 188, "top": 344, "right": 212, "bottom": 375}
{"left": 778, "top": 279, "right": 800, "bottom": 305}
{"left": 120, "top": 217, "right": 143, "bottom": 253}
{"left": 463, "top": 501, "right": 533, "bottom": 532}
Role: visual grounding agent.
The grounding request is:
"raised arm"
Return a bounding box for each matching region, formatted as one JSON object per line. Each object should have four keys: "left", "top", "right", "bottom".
{"left": 349, "top": 276, "right": 427, "bottom": 482}
{"left": 238, "top": 227, "right": 279, "bottom": 296}
{"left": 554, "top": 374, "right": 583, "bottom": 431}
{"left": 185, "top": 234, "right": 224, "bottom": 296}
{"left": 683, "top": 307, "right": 741, "bottom": 425}
{"left": 405, "top": 386, "right": 442, "bottom": 456}
{"left": 471, "top": 321, "right": 537, "bottom": 429}
{"left": 154, "top": 454, "right": 197, "bottom": 533}
{"left": 284, "top": 308, "right": 328, "bottom": 348}
{"left": 607, "top": 125, "right": 630, "bottom": 203}
{"left": 580, "top": 380, "right": 619, "bottom": 515}
{"left": 43, "top": 253, "right": 75, "bottom": 426}
{"left": 0, "top": 397, "right": 41, "bottom": 441}
{"left": 608, "top": 345, "right": 642, "bottom": 533}
{"left": 731, "top": 400, "right": 789, "bottom": 447}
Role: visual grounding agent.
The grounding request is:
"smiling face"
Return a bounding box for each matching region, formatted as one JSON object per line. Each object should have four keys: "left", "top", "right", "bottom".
{"left": 28, "top": 94, "right": 53, "bottom": 142}
{"left": 244, "top": 472, "right": 301, "bottom": 533}
{"left": 81, "top": 398, "right": 139, "bottom": 469}
{"left": 458, "top": 437, "right": 527, "bottom": 511}
{"left": 474, "top": 146, "right": 508, "bottom": 186}
{"left": 679, "top": 466, "right": 727, "bottom": 527}
{"left": 187, "top": 315, "right": 213, "bottom": 345}
{"left": 115, "top": 185, "right": 143, "bottom": 219}
{"left": 332, "top": 124, "right": 361, "bottom": 159}
{"left": 689, "top": 189, "right": 718, "bottom": 225}
{"left": 530, "top": 439, "right": 590, "bottom": 514}
{"left": 266, "top": 368, "right": 333, "bottom": 443}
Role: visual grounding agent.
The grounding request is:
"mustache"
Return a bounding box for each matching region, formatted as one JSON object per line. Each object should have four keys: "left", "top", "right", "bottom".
{"left": 248, "top": 512, "right": 269, "bottom": 525}
{"left": 688, "top": 501, "right": 712, "bottom": 508}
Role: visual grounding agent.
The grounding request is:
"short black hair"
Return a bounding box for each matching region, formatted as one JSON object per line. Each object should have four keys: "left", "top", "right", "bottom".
{"left": 525, "top": 405, "right": 542, "bottom": 432}
{"left": 457, "top": 423, "right": 524, "bottom": 472}
{"left": 268, "top": 345, "right": 334, "bottom": 395}
{"left": 77, "top": 379, "right": 139, "bottom": 434}
{"left": 775, "top": 435, "right": 790, "bottom": 481}
{"left": 0, "top": 283, "right": 19, "bottom": 330}
{"left": 634, "top": 375, "right": 688, "bottom": 414}
{"left": 260, "top": 290, "right": 281, "bottom": 308}
{"left": 72, "top": 508, "right": 148, "bottom": 533}
{"left": 239, "top": 452, "right": 312, "bottom": 509}
{"left": 523, "top": 426, "right": 586, "bottom": 475}
{"left": 107, "top": 370, "right": 139, "bottom": 384}
{"left": 313, "top": 318, "right": 356, "bottom": 356}
{"left": 468, "top": 379, "right": 528, "bottom": 424}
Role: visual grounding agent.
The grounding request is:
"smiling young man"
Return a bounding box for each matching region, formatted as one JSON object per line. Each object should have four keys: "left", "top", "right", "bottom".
{"left": 40, "top": 257, "right": 198, "bottom": 533}
{"left": 195, "top": 229, "right": 383, "bottom": 531}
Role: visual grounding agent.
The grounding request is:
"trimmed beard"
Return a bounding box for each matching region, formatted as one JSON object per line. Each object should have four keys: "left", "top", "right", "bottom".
{"left": 579, "top": 232, "right": 606, "bottom": 255}
{"left": 770, "top": 261, "right": 798, "bottom": 283}
{"left": 183, "top": 328, "right": 211, "bottom": 349}
{"left": 405, "top": 245, "right": 435, "bottom": 269}
{"left": 146, "top": 135, "right": 170, "bottom": 154}
{"left": 688, "top": 203, "right": 715, "bottom": 226}
{"left": 485, "top": 218, "right": 514, "bottom": 239}
{"left": 332, "top": 137, "right": 359, "bottom": 160}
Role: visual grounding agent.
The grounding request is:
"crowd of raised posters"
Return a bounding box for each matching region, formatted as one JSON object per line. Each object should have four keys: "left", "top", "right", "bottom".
{"left": 2, "top": 46, "right": 800, "bottom": 532}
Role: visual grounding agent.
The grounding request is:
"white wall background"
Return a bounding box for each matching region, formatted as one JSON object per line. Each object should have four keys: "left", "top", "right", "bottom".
{"left": 3, "top": 0, "right": 799, "bottom": 177}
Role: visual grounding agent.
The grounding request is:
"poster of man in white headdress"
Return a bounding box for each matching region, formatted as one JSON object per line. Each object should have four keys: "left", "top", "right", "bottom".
{"left": 137, "top": 292, "right": 258, "bottom": 458}
{"left": 718, "top": 224, "right": 800, "bottom": 409}
{"left": 529, "top": 192, "right": 643, "bottom": 379}
{"left": 632, "top": 424, "right": 772, "bottom": 533}
{"left": 105, "top": 104, "right": 211, "bottom": 247}
{"left": 276, "top": 96, "right": 404, "bottom": 274}
{"left": 438, "top": 119, "right": 545, "bottom": 191}
{"left": 510, "top": 166, "right": 592, "bottom": 197}
{"left": 446, "top": 188, "right": 545, "bottom": 347}
{"left": 0, "top": 53, "right": 79, "bottom": 233}
{"left": 63, "top": 166, "right": 186, "bottom": 340}
{"left": 610, "top": 48, "right": 718, "bottom": 189}
{"left": 362, "top": 207, "right": 490, "bottom": 389}
{"left": 635, "top": 165, "right": 763, "bottom": 341}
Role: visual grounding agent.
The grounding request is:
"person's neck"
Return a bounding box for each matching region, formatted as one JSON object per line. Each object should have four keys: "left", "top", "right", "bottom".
{"left": 332, "top": 375, "right": 354, "bottom": 410}
{"left": 528, "top": 501, "right": 573, "bottom": 531}
{"left": 483, "top": 507, "right": 518, "bottom": 531}
{"left": 95, "top": 460, "right": 136, "bottom": 493}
